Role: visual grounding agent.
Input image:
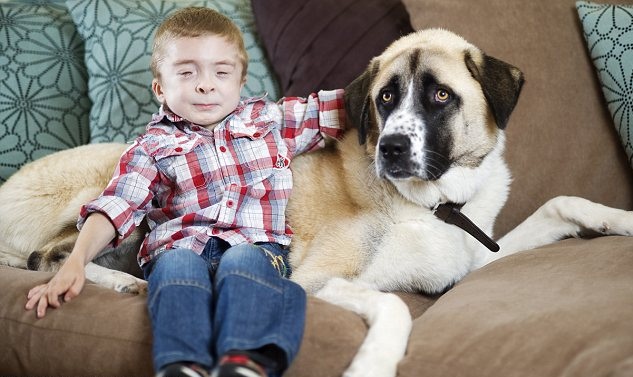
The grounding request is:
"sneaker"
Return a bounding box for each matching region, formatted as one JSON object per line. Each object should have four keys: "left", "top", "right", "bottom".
{"left": 210, "top": 354, "right": 267, "bottom": 377}
{"left": 156, "top": 363, "right": 210, "bottom": 377}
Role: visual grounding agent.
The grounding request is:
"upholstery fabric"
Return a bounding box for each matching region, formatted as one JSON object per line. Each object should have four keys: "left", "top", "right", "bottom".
{"left": 577, "top": 1, "right": 633, "bottom": 170}
{"left": 65, "top": 0, "right": 280, "bottom": 143}
{"left": 0, "top": 1, "right": 89, "bottom": 183}
{"left": 2, "top": 237, "right": 632, "bottom": 377}
{"left": 0, "top": 265, "right": 368, "bottom": 377}
{"left": 399, "top": 236, "right": 633, "bottom": 377}
{"left": 251, "top": 0, "right": 414, "bottom": 97}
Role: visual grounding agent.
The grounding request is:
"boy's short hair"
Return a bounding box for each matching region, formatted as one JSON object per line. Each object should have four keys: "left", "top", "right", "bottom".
{"left": 150, "top": 7, "right": 248, "bottom": 80}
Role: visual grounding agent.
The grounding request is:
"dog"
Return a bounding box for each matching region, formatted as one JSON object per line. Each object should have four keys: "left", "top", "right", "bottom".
{"left": 1, "top": 29, "right": 633, "bottom": 377}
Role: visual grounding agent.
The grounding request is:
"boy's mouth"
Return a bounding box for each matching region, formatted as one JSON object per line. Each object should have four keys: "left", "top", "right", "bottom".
{"left": 194, "top": 103, "right": 218, "bottom": 110}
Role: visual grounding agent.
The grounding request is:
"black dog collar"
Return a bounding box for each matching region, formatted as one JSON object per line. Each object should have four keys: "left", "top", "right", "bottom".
{"left": 433, "top": 202, "right": 500, "bottom": 252}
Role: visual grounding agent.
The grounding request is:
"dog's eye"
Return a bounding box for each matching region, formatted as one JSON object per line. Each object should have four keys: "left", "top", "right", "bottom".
{"left": 381, "top": 91, "right": 394, "bottom": 104}
{"left": 434, "top": 89, "right": 450, "bottom": 103}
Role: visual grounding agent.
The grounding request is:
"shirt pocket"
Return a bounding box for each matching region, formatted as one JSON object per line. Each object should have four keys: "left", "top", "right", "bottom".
{"left": 151, "top": 136, "right": 208, "bottom": 193}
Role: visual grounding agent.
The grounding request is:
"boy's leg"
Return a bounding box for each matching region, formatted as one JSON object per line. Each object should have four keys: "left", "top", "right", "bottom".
{"left": 145, "top": 248, "right": 214, "bottom": 372}
{"left": 213, "top": 243, "right": 307, "bottom": 374}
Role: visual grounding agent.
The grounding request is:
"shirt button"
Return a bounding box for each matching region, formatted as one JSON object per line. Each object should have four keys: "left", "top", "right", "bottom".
{"left": 226, "top": 200, "right": 234, "bottom": 207}
{"left": 174, "top": 147, "right": 183, "bottom": 152}
{"left": 212, "top": 228, "right": 220, "bottom": 235}
{"left": 219, "top": 146, "right": 227, "bottom": 153}
{"left": 252, "top": 132, "right": 261, "bottom": 138}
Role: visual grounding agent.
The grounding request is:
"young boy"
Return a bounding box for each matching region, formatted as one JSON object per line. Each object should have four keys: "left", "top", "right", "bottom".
{"left": 25, "top": 7, "right": 346, "bottom": 377}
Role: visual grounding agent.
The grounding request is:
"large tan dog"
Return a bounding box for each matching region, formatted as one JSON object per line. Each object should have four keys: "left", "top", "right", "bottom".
{"left": 2, "top": 29, "right": 633, "bottom": 377}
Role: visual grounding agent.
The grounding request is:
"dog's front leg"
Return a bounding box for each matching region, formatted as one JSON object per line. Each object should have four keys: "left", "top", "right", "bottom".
{"left": 85, "top": 262, "right": 147, "bottom": 294}
{"left": 489, "top": 196, "right": 633, "bottom": 266}
{"left": 315, "top": 278, "right": 412, "bottom": 377}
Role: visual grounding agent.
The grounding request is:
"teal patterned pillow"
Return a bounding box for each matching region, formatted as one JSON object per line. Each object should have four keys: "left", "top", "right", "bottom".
{"left": 65, "top": 0, "right": 280, "bottom": 143}
{"left": 576, "top": 1, "right": 633, "bottom": 169}
{"left": 0, "top": 1, "right": 90, "bottom": 183}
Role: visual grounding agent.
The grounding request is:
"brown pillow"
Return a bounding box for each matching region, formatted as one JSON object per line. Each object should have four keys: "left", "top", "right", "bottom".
{"left": 251, "top": 0, "right": 414, "bottom": 96}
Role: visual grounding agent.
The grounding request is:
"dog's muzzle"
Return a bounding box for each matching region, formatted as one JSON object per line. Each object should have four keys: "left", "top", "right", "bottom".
{"left": 378, "top": 134, "right": 414, "bottom": 179}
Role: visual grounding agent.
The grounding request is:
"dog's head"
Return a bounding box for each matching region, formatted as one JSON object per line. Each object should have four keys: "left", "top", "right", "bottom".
{"left": 345, "top": 28, "right": 524, "bottom": 182}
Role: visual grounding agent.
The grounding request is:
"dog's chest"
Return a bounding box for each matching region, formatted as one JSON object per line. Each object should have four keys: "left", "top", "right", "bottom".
{"left": 358, "top": 201, "right": 479, "bottom": 292}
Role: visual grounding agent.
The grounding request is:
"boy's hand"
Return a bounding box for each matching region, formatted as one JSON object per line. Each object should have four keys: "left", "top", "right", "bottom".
{"left": 25, "top": 256, "right": 86, "bottom": 318}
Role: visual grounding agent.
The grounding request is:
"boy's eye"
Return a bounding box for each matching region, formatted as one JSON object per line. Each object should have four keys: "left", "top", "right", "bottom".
{"left": 179, "top": 71, "right": 192, "bottom": 77}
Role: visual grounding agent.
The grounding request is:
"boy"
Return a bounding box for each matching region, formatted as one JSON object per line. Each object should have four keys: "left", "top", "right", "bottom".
{"left": 25, "top": 7, "right": 346, "bottom": 377}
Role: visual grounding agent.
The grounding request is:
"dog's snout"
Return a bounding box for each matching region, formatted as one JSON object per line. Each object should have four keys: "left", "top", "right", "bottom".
{"left": 379, "top": 134, "right": 411, "bottom": 162}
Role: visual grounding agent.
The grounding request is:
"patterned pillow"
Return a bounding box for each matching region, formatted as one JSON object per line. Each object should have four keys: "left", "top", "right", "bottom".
{"left": 65, "top": 0, "right": 280, "bottom": 143}
{"left": 0, "top": 2, "right": 90, "bottom": 183}
{"left": 576, "top": 1, "right": 633, "bottom": 169}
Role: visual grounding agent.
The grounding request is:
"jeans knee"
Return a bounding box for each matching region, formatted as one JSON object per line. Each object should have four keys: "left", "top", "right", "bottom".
{"left": 216, "top": 244, "right": 290, "bottom": 285}
{"left": 218, "top": 244, "right": 271, "bottom": 274}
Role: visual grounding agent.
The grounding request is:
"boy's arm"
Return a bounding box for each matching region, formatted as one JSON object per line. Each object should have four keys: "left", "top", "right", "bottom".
{"left": 25, "top": 213, "right": 116, "bottom": 318}
{"left": 279, "top": 89, "right": 346, "bottom": 156}
{"left": 78, "top": 141, "right": 159, "bottom": 247}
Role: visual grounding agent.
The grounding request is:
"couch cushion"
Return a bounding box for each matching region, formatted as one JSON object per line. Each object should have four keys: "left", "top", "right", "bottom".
{"left": 251, "top": 0, "right": 414, "bottom": 97}
{"left": 0, "top": 1, "right": 90, "bottom": 183}
{"left": 398, "top": 236, "right": 633, "bottom": 377}
{"left": 65, "top": 0, "right": 280, "bottom": 143}
{"left": 577, "top": 1, "right": 633, "bottom": 170}
{"left": 0, "top": 267, "right": 154, "bottom": 377}
{"left": 0, "top": 265, "right": 374, "bottom": 377}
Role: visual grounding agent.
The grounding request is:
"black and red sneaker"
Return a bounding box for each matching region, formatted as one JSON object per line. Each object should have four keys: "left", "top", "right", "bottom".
{"left": 210, "top": 354, "right": 267, "bottom": 377}
{"left": 156, "top": 363, "right": 210, "bottom": 377}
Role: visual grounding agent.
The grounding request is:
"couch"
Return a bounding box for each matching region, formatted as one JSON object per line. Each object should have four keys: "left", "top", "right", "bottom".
{"left": 1, "top": 0, "right": 633, "bottom": 376}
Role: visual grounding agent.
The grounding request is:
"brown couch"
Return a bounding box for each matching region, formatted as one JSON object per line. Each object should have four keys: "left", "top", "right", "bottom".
{"left": 2, "top": 0, "right": 633, "bottom": 376}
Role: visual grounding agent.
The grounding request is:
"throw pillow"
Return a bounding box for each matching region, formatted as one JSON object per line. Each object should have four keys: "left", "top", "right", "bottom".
{"left": 65, "top": 0, "right": 280, "bottom": 143}
{"left": 251, "top": 0, "right": 414, "bottom": 97}
{"left": 576, "top": 1, "right": 633, "bottom": 169}
{"left": 0, "top": 1, "right": 90, "bottom": 183}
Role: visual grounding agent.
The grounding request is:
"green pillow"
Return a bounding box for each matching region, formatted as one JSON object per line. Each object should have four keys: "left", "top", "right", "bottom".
{"left": 65, "top": 0, "right": 281, "bottom": 143}
{"left": 576, "top": 1, "right": 633, "bottom": 169}
{"left": 0, "top": 2, "right": 90, "bottom": 183}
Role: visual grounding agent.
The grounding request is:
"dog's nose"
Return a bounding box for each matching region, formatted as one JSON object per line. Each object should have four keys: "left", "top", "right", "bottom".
{"left": 379, "top": 134, "right": 411, "bottom": 162}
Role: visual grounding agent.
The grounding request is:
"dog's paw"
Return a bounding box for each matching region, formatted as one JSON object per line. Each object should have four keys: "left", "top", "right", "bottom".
{"left": 85, "top": 263, "right": 148, "bottom": 295}
{"left": 602, "top": 211, "right": 633, "bottom": 236}
{"left": 546, "top": 196, "right": 633, "bottom": 237}
{"left": 114, "top": 277, "right": 148, "bottom": 295}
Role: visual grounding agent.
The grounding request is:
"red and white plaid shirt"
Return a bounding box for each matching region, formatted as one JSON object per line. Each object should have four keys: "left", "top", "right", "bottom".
{"left": 79, "top": 90, "right": 345, "bottom": 267}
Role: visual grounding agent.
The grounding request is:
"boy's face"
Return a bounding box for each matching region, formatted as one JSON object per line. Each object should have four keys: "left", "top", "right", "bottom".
{"left": 152, "top": 35, "right": 245, "bottom": 128}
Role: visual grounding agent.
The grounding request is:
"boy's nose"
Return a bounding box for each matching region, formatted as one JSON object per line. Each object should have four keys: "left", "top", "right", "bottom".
{"left": 196, "top": 75, "right": 215, "bottom": 94}
{"left": 196, "top": 81, "right": 214, "bottom": 94}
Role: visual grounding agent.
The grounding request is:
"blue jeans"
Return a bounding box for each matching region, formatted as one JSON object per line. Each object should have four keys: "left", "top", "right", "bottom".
{"left": 142, "top": 238, "right": 307, "bottom": 374}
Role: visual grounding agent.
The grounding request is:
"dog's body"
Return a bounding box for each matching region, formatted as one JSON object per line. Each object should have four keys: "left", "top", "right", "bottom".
{"left": 2, "top": 29, "right": 633, "bottom": 377}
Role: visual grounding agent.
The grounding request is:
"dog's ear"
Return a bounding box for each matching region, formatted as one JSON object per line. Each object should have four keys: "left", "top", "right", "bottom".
{"left": 465, "top": 52, "right": 525, "bottom": 129}
{"left": 345, "top": 61, "right": 379, "bottom": 145}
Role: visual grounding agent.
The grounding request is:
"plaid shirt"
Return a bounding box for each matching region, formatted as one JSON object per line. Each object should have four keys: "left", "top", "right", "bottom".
{"left": 79, "top": 90, "right": 345, "bottom": 267}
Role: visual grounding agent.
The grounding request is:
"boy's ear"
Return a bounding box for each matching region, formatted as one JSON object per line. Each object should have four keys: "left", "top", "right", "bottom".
{"left": 152, "top": 78, "right": 165, "bottom": 103}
